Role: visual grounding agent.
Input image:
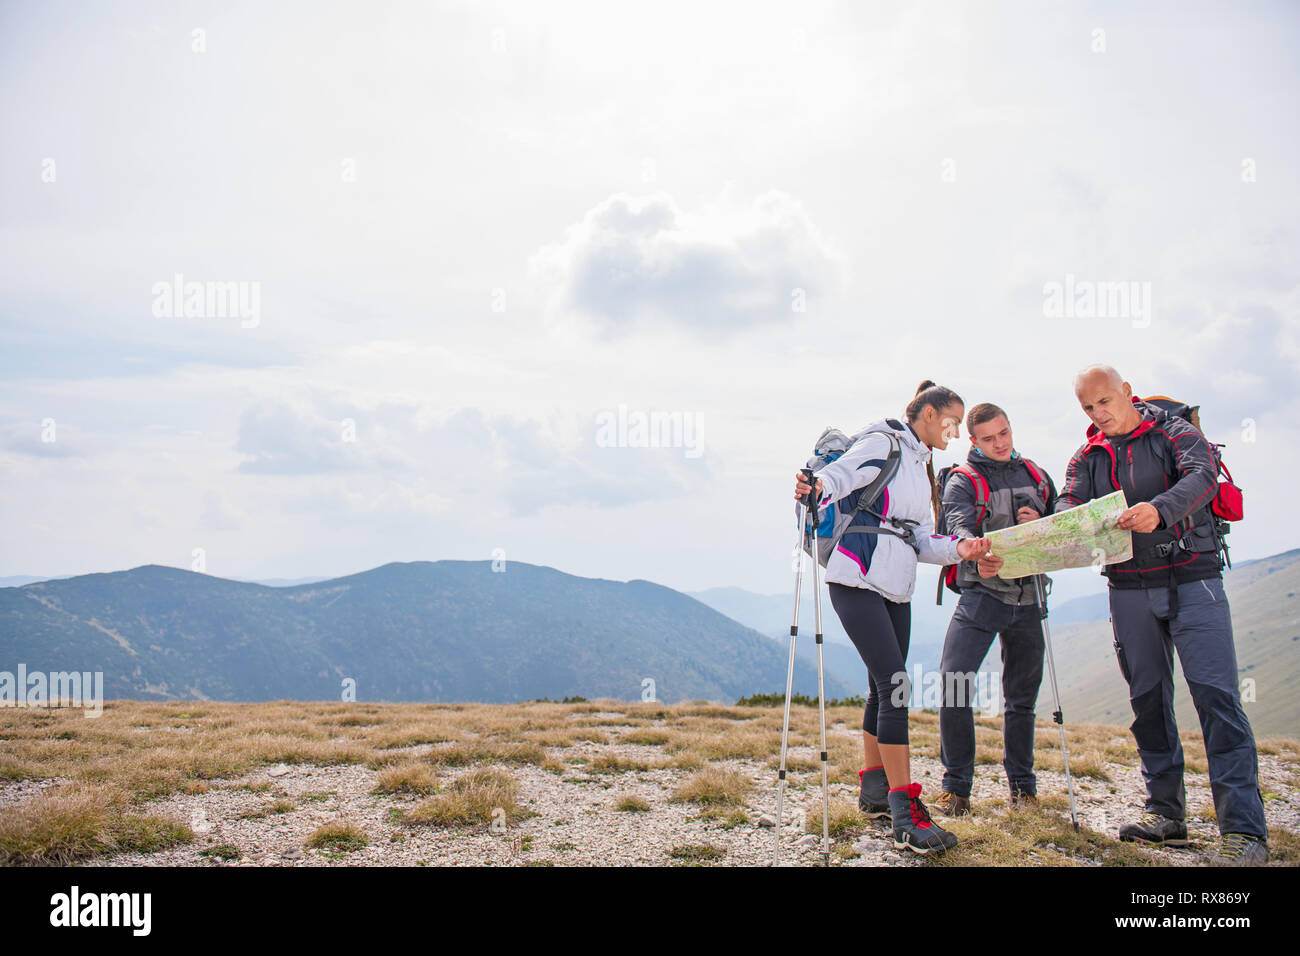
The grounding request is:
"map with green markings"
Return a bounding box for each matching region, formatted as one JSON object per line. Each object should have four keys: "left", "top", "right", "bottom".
{"left": 985, "top": 489, "right": 1133, "bottom": 578}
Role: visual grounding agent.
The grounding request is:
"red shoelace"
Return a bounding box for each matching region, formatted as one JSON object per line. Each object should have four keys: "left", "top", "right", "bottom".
{"left": 906, "top": 782, "right": 932, "bottom": 829}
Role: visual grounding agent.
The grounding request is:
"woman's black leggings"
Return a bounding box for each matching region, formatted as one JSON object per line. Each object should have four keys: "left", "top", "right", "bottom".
{"left": 828, "top": 581, "right": 912, "bottom": 745}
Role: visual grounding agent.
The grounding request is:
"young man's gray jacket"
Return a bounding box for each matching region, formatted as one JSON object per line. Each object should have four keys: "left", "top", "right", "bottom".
{"left": 941, "top": 448, "right": 1058, "bottom": 606}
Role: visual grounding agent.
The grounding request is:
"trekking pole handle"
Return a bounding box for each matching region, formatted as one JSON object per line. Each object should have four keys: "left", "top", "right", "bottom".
{"left": 799, "top": 468, "right": 820, "bottom": 523}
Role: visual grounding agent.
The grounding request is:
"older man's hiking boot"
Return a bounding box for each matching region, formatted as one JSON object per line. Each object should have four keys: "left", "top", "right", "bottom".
{"left": 858, "top": 766, "right": 890, "bottom": 820}
{"left": 1118, "top": 812, "right": 1188, "bottom": 847}
{"left": 932, "top": 791, "right": 971, "bottom": 817}
{"left": 889, "top": 783, "right": 958, "bottom": 855}
{"left": 1207, "top": 833, "right": 1268, "bottom": 866}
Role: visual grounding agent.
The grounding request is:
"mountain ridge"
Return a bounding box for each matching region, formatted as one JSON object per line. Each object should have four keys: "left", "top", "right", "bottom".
{"left": 0, "top": 560, "right": 856, "bottom": 705}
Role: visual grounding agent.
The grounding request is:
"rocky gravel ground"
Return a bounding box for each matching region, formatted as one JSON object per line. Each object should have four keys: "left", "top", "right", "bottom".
{"left": 7, "top": 712, "right": 1287, "bottom": 867}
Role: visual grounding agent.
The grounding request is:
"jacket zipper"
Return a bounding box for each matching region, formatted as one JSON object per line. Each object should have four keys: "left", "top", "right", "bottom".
{"left": 1123, "top": 443, "right": 1146, "bottom": 577}
{"left": 1125, "top": 443, "right": 1157, "bottom": 545}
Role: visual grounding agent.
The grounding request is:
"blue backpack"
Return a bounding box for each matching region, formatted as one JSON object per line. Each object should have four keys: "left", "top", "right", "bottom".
{"left": 797, "top": 426, "right": 912, "bottom": 567}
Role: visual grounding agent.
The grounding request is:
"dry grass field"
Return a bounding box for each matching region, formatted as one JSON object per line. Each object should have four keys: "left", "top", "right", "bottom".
{"left": 1, "top": 699, "right": 1296, "bottom": 867}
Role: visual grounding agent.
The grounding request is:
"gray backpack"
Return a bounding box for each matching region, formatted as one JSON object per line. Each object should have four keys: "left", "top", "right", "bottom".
{"left": 797, "top": 426, "right": 912, "bottom": 568}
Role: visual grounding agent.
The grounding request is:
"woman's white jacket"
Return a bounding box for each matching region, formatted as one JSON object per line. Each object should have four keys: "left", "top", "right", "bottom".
{"left": 812, "top": 418, "right": 965, "bottom": 603}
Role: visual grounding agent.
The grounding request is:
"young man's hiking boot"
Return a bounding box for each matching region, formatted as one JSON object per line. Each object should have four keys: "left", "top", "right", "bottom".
{"left": 932, "top": 790, "right": 970, "bottom": 817}
{"left": 1009, "top": 787, "right": 1038, "bottom": 810}
{"left": 1207, "top": 833, "right": 1268, "bottom": 866}
{"left": 858, "top": 766, "right": 890, "bottom": 820}
{"left": 889, "top": 783, "right": 957, "bottom": 855}
{"left": 1118, "top": 812, "right": 1188, "bottom": 847}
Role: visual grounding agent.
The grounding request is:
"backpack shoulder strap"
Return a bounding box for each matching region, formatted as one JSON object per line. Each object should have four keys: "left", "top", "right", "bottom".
{"left": 952, "top": 465, "right": 990, "bottom": 527}
{"left": 831, "top": 434, "right": 917, "bottom": 553}
{"left": 850, "top": 433, "right": 901, "bottom": 515}
{"left": 1020, "top": 457, "right": 1051, "bottom": 502}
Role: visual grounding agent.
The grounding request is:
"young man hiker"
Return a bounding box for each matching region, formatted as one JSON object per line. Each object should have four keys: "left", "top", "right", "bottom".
{"left": 931, "top": 403, "right": 1057, "bottom": 817}
{"left": 984, "top": 365, "right": 1268, "bottom": 866}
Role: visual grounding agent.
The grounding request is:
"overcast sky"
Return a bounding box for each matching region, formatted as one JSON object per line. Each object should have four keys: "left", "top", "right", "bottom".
{"left": 2, "top": 0, "right": 1297, "bottom": 599}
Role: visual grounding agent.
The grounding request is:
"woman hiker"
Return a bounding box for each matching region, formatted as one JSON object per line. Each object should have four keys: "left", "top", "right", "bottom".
{"left": 792, "top": 380, "right": 991, "bottom": 855}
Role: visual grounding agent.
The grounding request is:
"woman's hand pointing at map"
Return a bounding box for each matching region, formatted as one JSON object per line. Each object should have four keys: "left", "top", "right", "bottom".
{"left": 955, "top": 537, "right": 990, "bottom": 562}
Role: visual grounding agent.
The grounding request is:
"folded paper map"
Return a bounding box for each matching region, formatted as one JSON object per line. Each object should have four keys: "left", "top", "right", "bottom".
{"left": 984, "top": 489, "right": 1133, "bottom": 578}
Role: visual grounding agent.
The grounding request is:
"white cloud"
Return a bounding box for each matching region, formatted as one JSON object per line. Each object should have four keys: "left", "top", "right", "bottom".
{"left": 231, "top": 392, "right": 712, "bottom": 518}
{"left": 1, "top": 420, "right": 101, "bottom": 459}
{"left": 530, "top": 190, "right": 845, "bottom": 337}
{"left": 201, "top": 490, "right": 243, "bottom": 532}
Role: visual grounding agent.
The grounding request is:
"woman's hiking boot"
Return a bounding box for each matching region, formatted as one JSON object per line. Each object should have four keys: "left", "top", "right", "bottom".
{"left": 889, "top": 783, "right": 957, "bottom": 855}
{"left": 858, "top": 766, "right": 890, "bottom": 820}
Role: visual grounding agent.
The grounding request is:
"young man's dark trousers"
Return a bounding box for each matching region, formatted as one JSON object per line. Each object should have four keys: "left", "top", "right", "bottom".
{"left": 1108, "top": 576, "right": 1266, "bottom": 838}
{"left": 939, "top": 588, "right": 1045, "bottom": 799}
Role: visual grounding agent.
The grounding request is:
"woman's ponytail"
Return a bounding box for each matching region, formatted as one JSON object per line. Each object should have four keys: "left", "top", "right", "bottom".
{"left": 925, "top": 460, "right": 940, "bottom": 528}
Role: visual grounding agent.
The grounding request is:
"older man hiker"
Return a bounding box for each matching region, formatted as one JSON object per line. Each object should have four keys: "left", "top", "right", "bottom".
{"left": 930, "top": 403, "right": 1057, "bottom": 817}
{"left": 981, "top": 365, "right": 1267, "bottom": 865}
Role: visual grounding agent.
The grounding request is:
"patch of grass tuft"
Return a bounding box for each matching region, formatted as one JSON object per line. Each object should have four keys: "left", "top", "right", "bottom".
{"left": 306, "top": 821, "right": 367, "bottom": 853}
{"left": 404, "top": 768, "right": 526, "bottom": 828}
{"left": 670, "top": 767, "right": 752, "bottom": 807}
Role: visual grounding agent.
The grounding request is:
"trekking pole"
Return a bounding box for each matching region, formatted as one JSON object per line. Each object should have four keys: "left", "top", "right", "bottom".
{"left": 1034, "top": 573, "right": 1079, "bottom": 831}
{"left": 810, "top": 486, "right": 832, "bottom": 867}
{"left": 773, "top": 471, "right": 809, "bottom": 866}
{"left": 774, "top": 469, "right": 831, "bottom": 866}
{"left": 773, "top": 504, "right": 802, "bottom": 865}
